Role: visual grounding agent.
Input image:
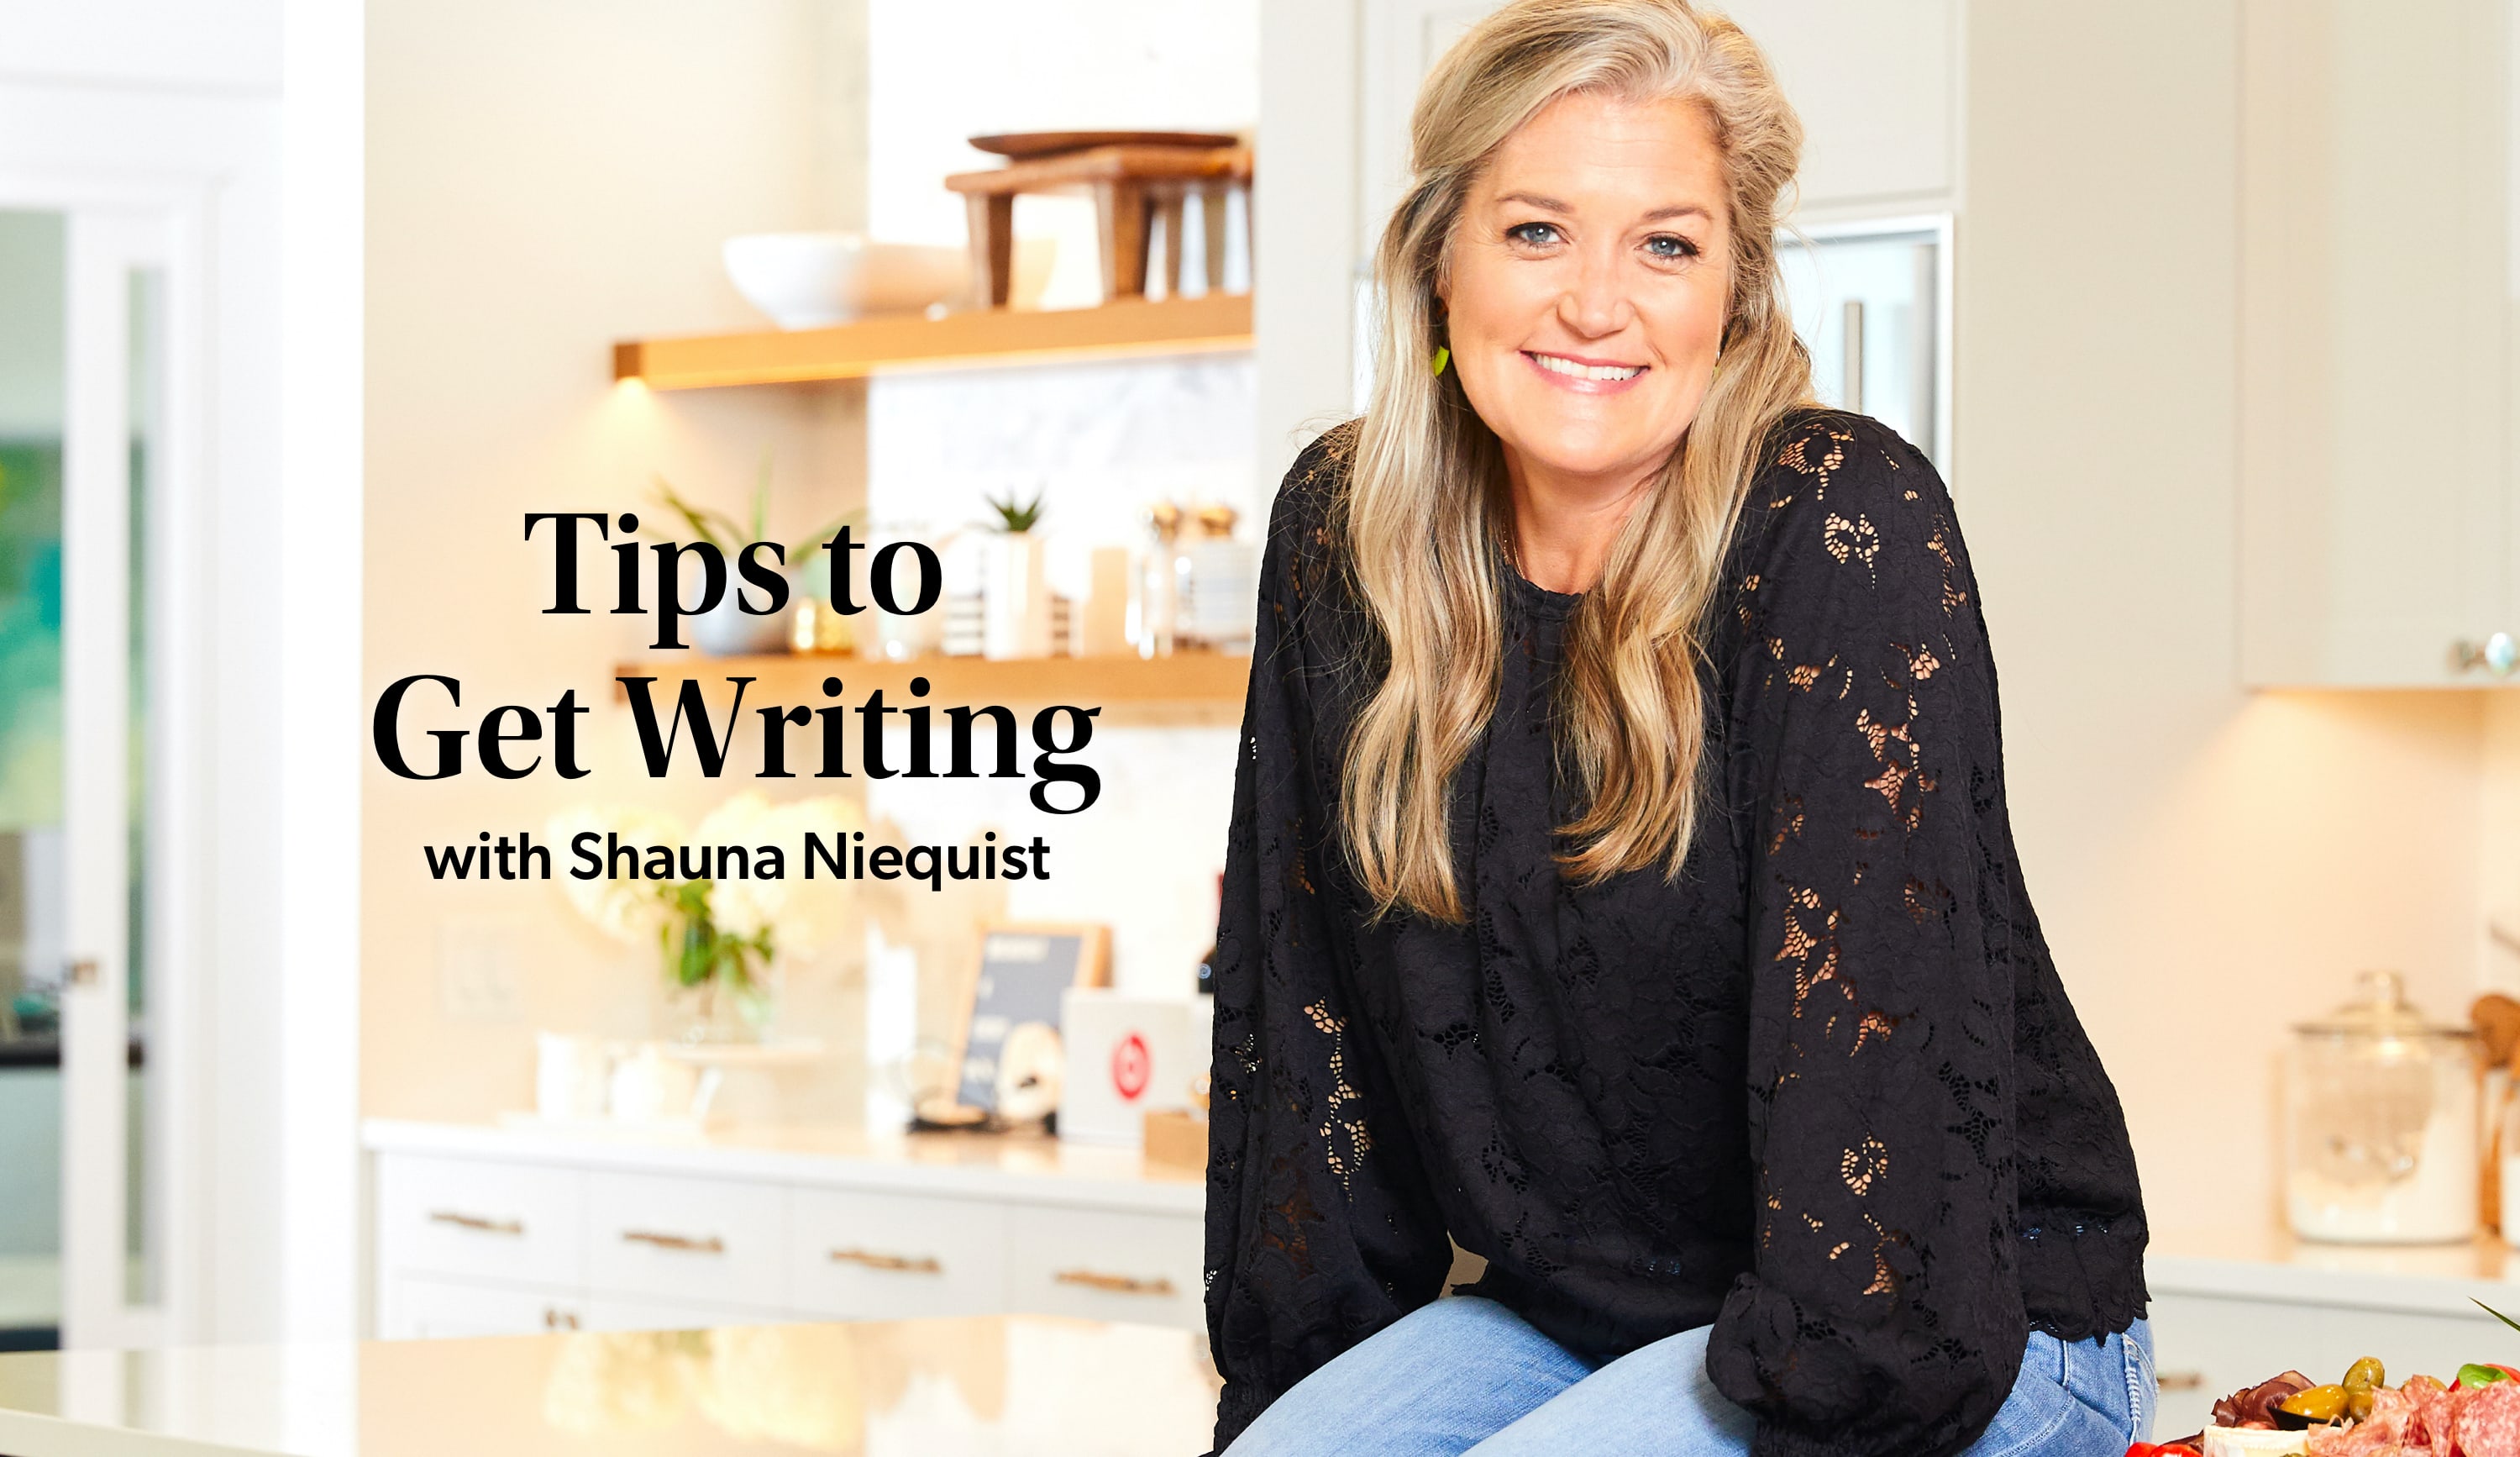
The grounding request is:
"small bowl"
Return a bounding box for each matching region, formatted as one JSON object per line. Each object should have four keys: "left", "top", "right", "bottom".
{"left": 722, "top": 233, "right": 969, "bottom": 330}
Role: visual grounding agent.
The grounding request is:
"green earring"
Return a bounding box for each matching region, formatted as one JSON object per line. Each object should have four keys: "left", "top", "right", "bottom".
{"left": 1431, "top": 345, "right": 1451, "bottom": 377}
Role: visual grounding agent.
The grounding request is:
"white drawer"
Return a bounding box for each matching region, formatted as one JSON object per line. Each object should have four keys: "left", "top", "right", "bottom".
{"left": 582, "top": 1294, "right": 811, "bottom": 1333}
{"left": 585, "top": 1171, "right": 787, "bottom": 1312}
{"left": 787, "top": 1187, "right": 1008, "bottom": 1320}
{"left": 1005, "top": 1206, "right": 1205, "bottom": 1330}
{"left": 382, "top": 1273, "right": 587, "bottom": 1339}
{"left": 375, "top": 1154, "right": 586, "bottom": 1288}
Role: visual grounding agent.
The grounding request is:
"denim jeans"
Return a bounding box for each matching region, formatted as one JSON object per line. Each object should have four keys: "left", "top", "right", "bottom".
{"left": 1223, "top": 1296, "right": 2155, "bottom": 1457}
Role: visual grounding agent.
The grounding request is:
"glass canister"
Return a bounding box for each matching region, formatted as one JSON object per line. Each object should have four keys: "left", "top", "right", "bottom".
{"left": 2285, "top": 970, "right": 2479, "bottom": 1244}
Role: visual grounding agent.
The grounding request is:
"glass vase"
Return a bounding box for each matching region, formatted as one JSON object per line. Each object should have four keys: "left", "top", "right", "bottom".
{"left": 665, "top": 971, "right": 773, "bottom": 1045}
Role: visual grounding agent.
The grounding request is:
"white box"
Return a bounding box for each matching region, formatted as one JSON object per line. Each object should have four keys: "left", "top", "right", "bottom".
{"left": 1058, "top": 989, "right": 1212, "bottom": 1146}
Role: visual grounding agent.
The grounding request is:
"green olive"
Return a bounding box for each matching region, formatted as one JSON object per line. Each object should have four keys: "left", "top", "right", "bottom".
{"left": 2347, "top": 1387, "right": 2376, "bottom": 1422}
{"left": 2343, "top": 1357, "right": 2386, "bottom": 1392}
{"left": 2280, "top": 1385, "right": 2350, "bottom": 1423}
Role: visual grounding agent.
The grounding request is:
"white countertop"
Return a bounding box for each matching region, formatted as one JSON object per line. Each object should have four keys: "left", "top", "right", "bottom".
{"left": 361, "top": 1117, "right": 1207, "bottom": 1216}
{"left": 0, "top": 1314, "right": 1218, "bottom": 1456}
{"left": 2149, "top": 1222, "right": 2520, "bottom": 1318}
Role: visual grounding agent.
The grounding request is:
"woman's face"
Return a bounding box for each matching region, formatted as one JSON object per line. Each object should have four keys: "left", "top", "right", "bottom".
{"left": 1441, "top": 90, "right": 1734, "bottom": 497}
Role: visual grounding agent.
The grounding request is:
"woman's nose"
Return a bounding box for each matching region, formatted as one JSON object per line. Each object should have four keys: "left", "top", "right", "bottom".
{"left": 1554, "top": 251, "right": 1634, "bottom": 338}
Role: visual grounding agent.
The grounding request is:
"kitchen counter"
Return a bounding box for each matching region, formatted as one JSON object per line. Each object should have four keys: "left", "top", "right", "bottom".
{"left": 363, "top": 1118, "right": 1215, "bottom": 1342}
{"left": 359, "top": 1118, "right": 2520, "bottom": 1441}
{"left": 2150, "top": 1222, "right": 2520, "bottom": 1316}
{"left": 2143, "top": 1225, "right": 2520, "bottom": 1435}
{"left": 362, "top": 1117, "right": 1204, "bottom": 1216}
{"left": 365, "top": 1119, "right": 2520, "bottom": 1310}
{"left": 0, "top": 1313, "right": 1220, "bottom": 1455}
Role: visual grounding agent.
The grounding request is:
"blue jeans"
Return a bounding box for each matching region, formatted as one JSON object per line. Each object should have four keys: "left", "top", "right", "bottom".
{"left": 1224, "top": 1296, "right": 2155, "bottom": 1457}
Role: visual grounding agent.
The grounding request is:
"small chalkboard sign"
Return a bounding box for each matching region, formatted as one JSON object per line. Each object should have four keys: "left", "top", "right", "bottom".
{"left": 949, "top": 923, "right": 1110, "bottom": 1121}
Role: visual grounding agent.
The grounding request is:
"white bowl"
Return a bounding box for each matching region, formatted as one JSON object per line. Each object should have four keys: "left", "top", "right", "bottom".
{"left": 722, "top": 233, "right": 969, "bottom": 330}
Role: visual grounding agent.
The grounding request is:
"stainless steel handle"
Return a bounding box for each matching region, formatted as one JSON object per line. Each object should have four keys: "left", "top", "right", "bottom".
{"left": 2454, "top": 632, "right": 2518, "bottom": 675}
{"left": 428, "top": 1211, "right": 523, "bottom": 1236}
{"left": 829, "top": 1247, "right": 942, "bottom": 1274}
{"left": 1054, "top": 1268, "right": 1175, "bottom": 1297}
{"left": 622, "top": 1229, "right": 724, "bottom": 1254}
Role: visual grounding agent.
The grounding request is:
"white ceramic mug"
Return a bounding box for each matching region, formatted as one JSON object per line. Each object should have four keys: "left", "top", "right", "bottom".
{"left": 534, "top": 1032, "right": 611, "bottom": 1121}
{"left": 608, "top": 1043, "right": 701, "bottom": 1123}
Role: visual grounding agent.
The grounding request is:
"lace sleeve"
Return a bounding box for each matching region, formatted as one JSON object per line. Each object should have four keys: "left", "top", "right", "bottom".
{"left": 1706, "top": 418, "right": 2028, "bottom": 1457}
{"left": 1203, "top": 430, "right": 1455, "bottom": 1454}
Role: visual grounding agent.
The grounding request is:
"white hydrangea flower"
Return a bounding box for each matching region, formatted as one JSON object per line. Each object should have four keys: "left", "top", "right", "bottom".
{"left": 545, "top": 803, "right": 685, "bottom": 944}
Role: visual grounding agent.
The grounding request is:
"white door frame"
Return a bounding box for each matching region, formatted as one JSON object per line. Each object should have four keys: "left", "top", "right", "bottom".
{"left": 19, "top": 176, "right": 214, "bottom": 1353}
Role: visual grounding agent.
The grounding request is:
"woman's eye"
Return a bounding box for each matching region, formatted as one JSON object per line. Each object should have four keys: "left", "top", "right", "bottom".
{"left": 1644, "top": 234, "right": 1701, "bottom": 260}
{"left": 1505, "top": 222, "right": 1562, "bottom": 246}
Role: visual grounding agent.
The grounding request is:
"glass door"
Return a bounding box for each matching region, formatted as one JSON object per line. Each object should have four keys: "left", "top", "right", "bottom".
{"left": 0, "top": 203, "right": 185, "bottom": 1352}
{"left": 0, "top": 208, "right": 66, "bottom": 1353}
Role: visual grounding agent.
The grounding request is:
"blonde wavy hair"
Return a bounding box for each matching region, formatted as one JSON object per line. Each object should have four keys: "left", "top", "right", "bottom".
{"left": 1341, "top": 0, "right": 1814, "bottom": 922}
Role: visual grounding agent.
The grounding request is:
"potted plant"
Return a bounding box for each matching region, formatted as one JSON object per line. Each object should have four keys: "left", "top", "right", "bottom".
{"left": 980, "top": 487, "right": 1051, "bottom": 660}
{"left": 648, "top": 459, "right": 856, "bottom": 657}
{"left": 549, "top": 794, "right": 864, "bottom": 1043}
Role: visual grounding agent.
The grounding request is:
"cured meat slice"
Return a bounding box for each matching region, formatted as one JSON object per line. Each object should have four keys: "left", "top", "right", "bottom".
{"left": 2453, "top": 1379, "right": 2520, "bottom": 1456}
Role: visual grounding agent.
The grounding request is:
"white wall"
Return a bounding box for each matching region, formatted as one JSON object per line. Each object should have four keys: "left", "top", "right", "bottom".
{"left": 361, "top": 0, "right": 872, "bottom": 1123}
{"left": 1953, "top": 2, "right": 2499, "bottom": 1223}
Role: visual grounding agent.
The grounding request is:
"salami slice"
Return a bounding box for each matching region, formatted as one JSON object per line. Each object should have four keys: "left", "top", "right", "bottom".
{"left": 2453, "top": 1378, "right": 2520, "bottom": 1456}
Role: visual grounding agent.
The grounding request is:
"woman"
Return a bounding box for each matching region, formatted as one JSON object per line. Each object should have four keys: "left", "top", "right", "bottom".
{"left": 1202, "top": 3, "right": 2150, "bottom": 1454}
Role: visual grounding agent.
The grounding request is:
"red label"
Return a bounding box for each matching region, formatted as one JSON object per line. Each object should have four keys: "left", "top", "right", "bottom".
{"left": 1111, "top": 1031, "right": 1152, "bottom": 1101}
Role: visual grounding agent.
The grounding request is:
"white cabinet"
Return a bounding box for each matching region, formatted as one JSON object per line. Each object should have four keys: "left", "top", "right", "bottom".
{"left": 366, "top": 1124, "right": 1209, "bottom": 1341}
{"left": 585, "top": 1171, "right": 789, "bottom": 1312}
{"left": 374, "top": 1153, "right": 585, "bottom": 1287}
{"left": 2238, "top": 0, "right": 2520, "bottom": 686}
{"left": 787, "top": 1187, "right": 1008, "bottom": 1321}
{"left": 1006, "top": 1206, "right": 1208, "bottom": 1331}
{"left": 384, "top": 1274, "right": 586, "bottom": 1339}
{"left": 581, "top": 1295, "right": 797, "bottom": 1334}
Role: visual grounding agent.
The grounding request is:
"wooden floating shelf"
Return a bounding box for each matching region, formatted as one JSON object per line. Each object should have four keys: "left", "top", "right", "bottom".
{"left": 612, "top": 651, "right": 1252, "bottom": 728}
{"left": 613, "top": 292, "right": 1252, "bottom": 390}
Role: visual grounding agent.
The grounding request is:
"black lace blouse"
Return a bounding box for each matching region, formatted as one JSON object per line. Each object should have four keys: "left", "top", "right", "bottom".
{"left": 1202, "top": 411, "right": 2148, "bottom": 1457}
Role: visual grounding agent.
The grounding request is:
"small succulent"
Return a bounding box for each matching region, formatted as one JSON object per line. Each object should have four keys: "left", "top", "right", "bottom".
{"left": 984, "top": 489, "right": 1045, "bottom": 534}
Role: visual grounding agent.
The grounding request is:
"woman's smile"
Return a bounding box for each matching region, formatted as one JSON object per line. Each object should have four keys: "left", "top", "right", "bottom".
{"left": 1522, "top": 349, "right": 1651, "bottom": 389}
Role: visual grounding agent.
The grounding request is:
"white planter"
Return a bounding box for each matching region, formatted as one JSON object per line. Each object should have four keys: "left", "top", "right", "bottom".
{"left": 983, "top": 532, "right": 1053, "bottom": 660}
{"left": 690, "top": 565, "right": 807, "bottom": 656}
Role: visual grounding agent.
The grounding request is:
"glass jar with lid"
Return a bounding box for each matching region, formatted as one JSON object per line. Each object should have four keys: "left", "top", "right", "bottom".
{"left": 2285, "top": 970, "right": 2479, "bottom": 1244}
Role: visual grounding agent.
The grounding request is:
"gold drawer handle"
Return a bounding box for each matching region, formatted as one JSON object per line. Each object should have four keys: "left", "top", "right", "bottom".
{"left": 1054, "top": 1268, "right": 1175, "bottom": 1297}
{"left": 2156, "top": 1370, "right": 2206, "bottom": 1392}
{"left": 541, "top": 1307, "right": 580, "bottom": 1331}
{"left": 428, "top": 1211, "right": 523, "bottom": 1236}
{"left": 829, "top": 1247, "right": 942, "bottom": 1274}
{"left": 622, "top": 1230, "right": 724, "bottom": 1254}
